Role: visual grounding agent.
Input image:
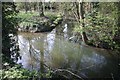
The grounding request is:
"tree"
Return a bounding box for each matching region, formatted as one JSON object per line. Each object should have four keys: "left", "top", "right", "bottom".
{"left": 38, "top": 2, "right": 44, "bottom": 16}
{"left": 56, "top": 2, "right": 89, "bottom": 44}
{"left": 2, "top": 2, "right": 20, "bottom": 67}
{"left": 71, "top": 2, "right": 88, "bottom": 44}
{"left": 24, "top": 2, "right": 29, "bottom": 13}
{"left": 83, "top": 2, "right": 120, "bottom": 50}
{"left": 79, "top": 2, "right": 88, "bottom": 44}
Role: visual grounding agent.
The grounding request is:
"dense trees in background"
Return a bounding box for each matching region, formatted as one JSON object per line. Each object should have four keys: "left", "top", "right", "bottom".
{"left": 57, "top": 2, "right": 120, "bottom": 51}
{"left": 84, "top": 2, "right": 120, "bottom": 50}
{"left": 16, "top": 2, "right": 56, "bottom": 15}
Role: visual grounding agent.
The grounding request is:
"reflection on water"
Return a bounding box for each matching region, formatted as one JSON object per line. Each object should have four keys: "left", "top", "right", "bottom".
{"left": 45, "top": 29, "right": 56, "bottom": 53}
{"left": 17, "top": 35, "right": 40, "bottom": 70}
{"left": 63, "top": 23, "right": 68, "bottom": 40}
{"left": 81, "top": 53, "right": 106, "bottom": 71}
{"left": 17, "top": 24, "right": 119, "bottom": 78}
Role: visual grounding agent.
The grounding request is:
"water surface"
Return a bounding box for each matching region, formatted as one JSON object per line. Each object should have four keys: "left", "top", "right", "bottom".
{"left": 17, "top": 24, "right": 119, "bottom": 78}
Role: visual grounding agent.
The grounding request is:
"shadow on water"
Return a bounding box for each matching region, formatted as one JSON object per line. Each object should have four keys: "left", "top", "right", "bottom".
{"left": 17, "top": 22, "right": 119, "bottom": 78}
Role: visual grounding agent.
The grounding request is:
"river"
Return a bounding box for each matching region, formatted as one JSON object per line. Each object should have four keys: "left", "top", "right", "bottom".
{"left": 17, "top": 22, "right": 119, "bottom": 78}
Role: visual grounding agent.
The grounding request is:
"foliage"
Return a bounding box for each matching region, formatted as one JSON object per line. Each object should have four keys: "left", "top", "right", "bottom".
{"left": 2, "top": 2, "right": 20, "bottom": 66}
{"left": 0, "top": 65, "right": 52, "bottom": 79}
{"left": 70, "top": 2, "right": 120, "bottom": 51}
{"left": 15, "top": 11, "right": 39, "bottom": 23}
{"left": 16, "top": 11, "right": 62, "bottom": 30}
{"left": 84, "top": 2, "right": 120, "bottom": 50}
{"left": 16, "top": 2, "right": 38, "bottom": 11}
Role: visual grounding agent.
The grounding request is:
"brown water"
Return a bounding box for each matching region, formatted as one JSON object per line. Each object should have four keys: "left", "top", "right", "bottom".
{"left": 17, "top": 23, "right": 119, "bottom": 78}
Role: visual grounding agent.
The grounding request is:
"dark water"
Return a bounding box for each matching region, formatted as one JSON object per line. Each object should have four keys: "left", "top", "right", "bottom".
{"left": 17, "top": 23, "right": 119, "bottom": 78}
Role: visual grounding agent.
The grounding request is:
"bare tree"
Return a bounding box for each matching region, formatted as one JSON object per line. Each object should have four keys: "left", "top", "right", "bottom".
{"left": 73, "top": 1, "right": 88, "bottom": 44}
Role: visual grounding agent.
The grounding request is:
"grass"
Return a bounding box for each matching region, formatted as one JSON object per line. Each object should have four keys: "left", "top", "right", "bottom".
{"left": 16, "top": 11, "right": 62, "bottom": 28}
{"left": 15, "top": 11, "right": 61, "bottom": 23}
{"left": 44, "top": 11, "right": 61, "bottom": 18}
{"left": 16, "top": 11, "right": 60, "bottom": 20}
{"left": 17, "top": 11, "right": 39, "bottom": 19}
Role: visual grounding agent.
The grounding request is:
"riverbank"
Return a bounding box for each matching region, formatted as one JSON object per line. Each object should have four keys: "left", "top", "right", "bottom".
{"left": 16, "top": 11, "right": 63, "bottom": 32}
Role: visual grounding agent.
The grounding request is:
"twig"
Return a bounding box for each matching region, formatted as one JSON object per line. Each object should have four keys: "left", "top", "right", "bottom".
{"left": 43, "top": 63, "right": 84, "bottom": 80}
{"left": 43, "top": 63, "right": 53, "bottom": 71}
{"left": 79, "top": 65, "right": 95, "bottom": 71}
{"left": 53, "top": 69, "right": 84, "bottom": 80}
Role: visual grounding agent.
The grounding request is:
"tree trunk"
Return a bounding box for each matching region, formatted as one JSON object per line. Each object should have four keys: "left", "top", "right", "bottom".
{"left": 24, "top": 2, "right": 28, "bottom": 13}
{"left": 38, "top": 2, "right": 44, "bottom": 16}
{"left": 49, "top": 2, "right": 53, "bottom": 12}
{"left": 79, "top": 2, "right": 88, "bottom": 44}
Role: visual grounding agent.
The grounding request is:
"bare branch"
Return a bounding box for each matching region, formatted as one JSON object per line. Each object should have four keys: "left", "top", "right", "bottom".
{"left": 53, "top": 69, "right": 84, "bottom": 80}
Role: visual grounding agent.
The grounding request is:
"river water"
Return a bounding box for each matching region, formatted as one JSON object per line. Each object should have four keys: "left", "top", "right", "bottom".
{"left": 17, "top": 23, "right": 119, "bottom": 78}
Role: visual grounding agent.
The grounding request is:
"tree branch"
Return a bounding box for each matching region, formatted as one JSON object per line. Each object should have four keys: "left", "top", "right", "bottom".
{"left": 53, "top": 69, "right": 84, "bottom": 80}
